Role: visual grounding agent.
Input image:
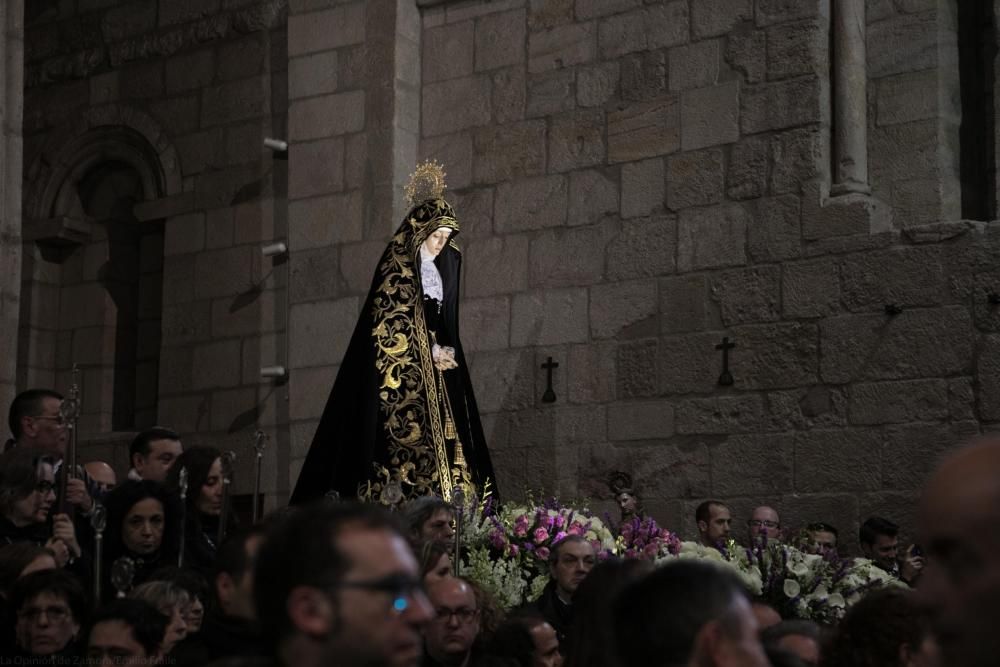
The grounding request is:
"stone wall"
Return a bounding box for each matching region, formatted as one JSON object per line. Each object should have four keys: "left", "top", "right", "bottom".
{"left": 19, "top": 0, "right": 289, "bottom": 505}
{"left": 405, "top": 0, "right": 1000, "bottom": 550}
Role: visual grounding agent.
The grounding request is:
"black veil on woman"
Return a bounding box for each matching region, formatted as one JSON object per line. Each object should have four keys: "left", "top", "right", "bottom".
{"left": 290, "top": 161, "right": 497, "bottom": 506}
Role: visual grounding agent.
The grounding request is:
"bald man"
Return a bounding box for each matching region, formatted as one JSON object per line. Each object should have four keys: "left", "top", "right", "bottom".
{"left": 747, "top": 506, "right": 782, "bottom": 544}
{"left": 84, "top": 461, "right": 117, "bottom": 495}
{"left": 918, "top": 440, "right": 1000, "bottom": 667}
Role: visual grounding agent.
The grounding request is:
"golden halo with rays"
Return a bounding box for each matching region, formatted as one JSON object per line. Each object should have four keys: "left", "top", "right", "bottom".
{"left": 404, "top": 160, "right": 448, "bottom": 206}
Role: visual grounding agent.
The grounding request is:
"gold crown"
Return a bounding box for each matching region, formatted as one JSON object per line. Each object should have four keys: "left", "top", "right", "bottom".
{"left": 405, "top": 160, "right": 448, "bottom": 206}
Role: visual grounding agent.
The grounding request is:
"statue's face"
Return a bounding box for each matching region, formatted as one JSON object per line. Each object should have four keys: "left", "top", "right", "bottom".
{"left": 617, "top": 492, "right": 637, "bottom": 514}
{"left": 422, "top": 227, "right": 452, "bottom": 258}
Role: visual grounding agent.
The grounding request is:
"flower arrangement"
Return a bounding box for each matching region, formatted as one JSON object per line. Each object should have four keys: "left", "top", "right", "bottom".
{"left": 617, "top": 515, "right": 682, "bottom": 560}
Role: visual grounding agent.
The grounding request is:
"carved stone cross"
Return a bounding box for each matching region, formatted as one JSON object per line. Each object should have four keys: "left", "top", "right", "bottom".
{"left": 541, "top": 356, "right": 559, "bottom": 403}
{"left": 715, "top": 337, "right": 735, "bottom": 386}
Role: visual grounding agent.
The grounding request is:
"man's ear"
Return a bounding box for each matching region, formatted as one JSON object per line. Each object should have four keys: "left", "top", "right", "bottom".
{"left": 130, "top": 452, "right": 143, "bottom": 472}
{"left": 697, "top": 520, "right": 708, "bottom": 533}
{"left": 287, "top": 586, "right": 337, "bottom": 639}
{"left": 20, "top": 415, "right": 38, "bottom": 439}
{"left": 215, "top": 572, "right": 235, "bottom": 607}
{"left": 692, "top": 619, "right": 722, "bottom": 665}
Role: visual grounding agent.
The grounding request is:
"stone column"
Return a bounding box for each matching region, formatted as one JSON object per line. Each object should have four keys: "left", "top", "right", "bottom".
{"left": 830, "top": 0, "right": 869, "bottom": 195}
{"left": 0, "top": 0, "right": 24, "bottom": 413}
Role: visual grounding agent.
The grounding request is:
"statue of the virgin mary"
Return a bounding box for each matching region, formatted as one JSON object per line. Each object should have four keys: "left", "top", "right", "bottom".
{"left": 290, "top": 161, "right": 496, "bottom": 506}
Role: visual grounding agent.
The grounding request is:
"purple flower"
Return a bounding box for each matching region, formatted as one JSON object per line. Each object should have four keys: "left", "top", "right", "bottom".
{"left": 534, "top": 527, "right": 549, "bottom": 543}
{"left": 554, "top": 531, "right": 568, "bottom": 542}
{"left": 536, "top": 546, "right": 550, "bottom": 560}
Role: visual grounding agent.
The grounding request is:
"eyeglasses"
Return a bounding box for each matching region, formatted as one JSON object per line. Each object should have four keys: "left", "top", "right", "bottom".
{"left": 18, "top": 605, "right": 71, "bottom": 623}
{"left": 32, "top": 415, "right": 68, "bottom": 428}
{"left": 747, "top": 520, "right": 779, "bottom": 529}
{"left": 35, "top": 481, "right": 55, "bottom": 495}
{"left": 434, "top": 606, "right": 478, "bottom": 624}
{"left": 334, "top": 574, "right": 427, "bottom": 613}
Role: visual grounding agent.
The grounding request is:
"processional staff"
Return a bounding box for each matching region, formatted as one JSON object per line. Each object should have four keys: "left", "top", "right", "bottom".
{"left": 217, "top": 451, "right": 237, "bottom": 547}
{"left": 57, "top": 365, "right": 82, "bottom": 514}
{"left": 252, "top": 430, "right": 268, "bottom": 524}
{"left": 91, "top": 502, "right": 106, "bottom": 606}
{"left": 177, "top": 467, "right": 188, "bottom": 567}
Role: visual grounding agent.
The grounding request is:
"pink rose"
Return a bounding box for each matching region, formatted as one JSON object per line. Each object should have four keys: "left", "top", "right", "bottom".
{"left": 534, "top": 527, "right": 549, "bottom": 543}
{"left": 514, "top": 524, "right": 528, "bottom": 537}
{"left": 536, "top": 546, "right": 550, "bottom": 560}
{"left": 568, "top": 522, "right": 584, "bottom": 536}
{"left": 508, "top": 544, "right": 520, "bottom": 557}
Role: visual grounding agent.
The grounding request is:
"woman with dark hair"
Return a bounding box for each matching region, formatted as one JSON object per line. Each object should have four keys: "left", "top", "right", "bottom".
{"left": 0, "top": 448, "right": 77, "bottom": 567}
{"left": 419, "top": 539, "right": 453, "bottom": 585}
{"left": 165, "top": 446, "right": 230, "bottom": 573}
{"left": 822, "top": 587, "right": 939, "bottom": 667}
{"left": 101, "top": 480, "right": 182, "bottom": 599}
{"left": 10, "top": 569, "right": 87, "bottom": 663}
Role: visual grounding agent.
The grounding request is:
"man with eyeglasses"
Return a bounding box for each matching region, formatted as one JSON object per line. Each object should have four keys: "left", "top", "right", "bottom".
{"left": 423, "top": 577, "right": 481, "bottom": 667}
{"left": 253, "top": 502, "right": 434, "bottom": 667}
{"left": 747, "top": 506, "right": 782, "bottom": 545}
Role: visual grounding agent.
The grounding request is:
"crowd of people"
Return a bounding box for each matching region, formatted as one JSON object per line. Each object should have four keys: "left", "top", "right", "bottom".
{"left": 1, "top": 386, "right": 999, "bottom": 667}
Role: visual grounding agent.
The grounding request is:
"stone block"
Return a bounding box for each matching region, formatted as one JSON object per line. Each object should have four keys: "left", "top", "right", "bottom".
{"left": 205, "top": 207, "right": 233, "bottom": 250}
{"left": 548, "top": 109, "right": 606, "bottom": 172}
{"left": 608, "top": 97, "right": 681, "bottom": 163}
{"left": 460, "top": 296, "right": 510, "bottom": 352}
{"left": 882, "top": 421, "right": 981, "bottom": 490}
{"left": 621, "top": 50, "right": 668, "bottom": 101}
{"left": 553, "top": 404, "right": 608, "bottom": 446}
{"left": 575, "top": 0, "right": 641, "bottom": 20}
{"left": 445, "top": 0, "right": 526, "bottom": 24}
{"left": 730, "top": 321, "right": 819, "bottom": 389}
{"left": 764, "top": 386, "right": 847, "bottom": 432}
{"left": 338, "top": 241, "right": 385, "bottom": 295}
{"left": 420, "top": 133, "right": 474, "bottom": 191}
{"left": 869, "top": 120, "right": 938, "bottom": 185}
{"left": 473, "top": 120, "right": 547, "bottom": 183}
{"left": 677, "top": 203, "right": 748, "bottom": 271}
{"left": 712, "top": 433, "right": 794, "bottom": 496}
{"left": 710, "top": 266, "right": 781, "bottom": 325}
{"left": 590, "top": 279, "right": 658, "bottom": 339}
{"left": 526, "top": 69, "right": 575, "bottom": 117}
{"left": 223, "top": 122, "right": 265, "bottom": 167}
{"left": 867, "top": 12, "right": 939, "bottom": 78}
{"left": 755, "top": 0, "right": 821, "bottom": 27}
{"left": 607, "top": 216, "right": 677, "bottom": 280}
{"left": 209, "top": 386, "right": 260, "bottom": 433}
{"left": 681, "top": 81, "right": 740, "bottom": 150}
{"left": 289, "top": 247, "right": 343, "bottom": 304}
{"left": 476, "top": 9, "right": 526, "bottom": 71}
{"left": 288, "top": 365, "right": 337, "bottom": 422}
{"left": 176, "top": 129, "right": 224, "bottom": 176}
{"left": 157, "top": 0, "right": 219, "bottom": 26}
{"left": 676, "top": 394, "right": 763, "bottom": 434}
{"left": 289, "top": 190, "right": 363, "bottom": 250}
{"left": 469, "top": 350, "right": 535, "bottom": 412}
{"left": 848, "top": 379, "right": 949, "bottom": 425}
{"left": 794, "top": 430, "right": 881, "bottom": 493}
{"left": 449, "top": 188, "right": 493, "bottom": 237}
{"left": 747, "top": 194, "right": 802, "bottom": 262}
{"left": 288, "top": 298, "right": 359, "bottom": 368}
{"left": 608, "top": 399, "right": 675, "bottom": 441}
{"left": 741, "top": 77, "right": 821, "bottom": 134}
{"left": 567, "top": 341, "right": 616, "bottom": 403}
{"left": 568, "top": 169, "right": 619, "bottom": 226}
{"left": 166, "top": 49, "right": 214, "bottom": 94}
{"left": 510, "top": 288, "right": 589, "bottom": 346}
{"left": 632, "top": 442, "right": 713, "bottom": 499}
{"left": 657, "top": 332, "right": 721, "bottom": 394}
{"left": 463, "top": 235, "right": 529, "bottom": 297}
{"left": 781, "top": 257, "right": 840, "bottom": 318}
{"left": 162, "top": 256, "right": 196, "bottom": 306}
{"left": 801, "top": 189, "right": 885, "bottom": 241}
{"left": 102, "top": 0, "right": 157, "bottom": 40}
{"left": 193, "top": 246, "right": 255, "bottom": 300}
{"left": 839, "top": 247, "right": 946, "bottom": 312}
{"left": 202, "top": 76, "right": 269, "bottom": 127}
{"left": 660, "top": 274, "right": 709, "bottom": 334}
{"left": 192, "top": 339, "right": 242, "bottom": 390}
{"left": 529, "top": 225, "right": 609, "bottom": 288}
{"left": 727, "top": 135, "right": 769, "bottom": 200}
{"left": 288, "top": 3, "right": 365, "bottom": 57}
{"left": 289, "top": 90, "right": 365, "bottom": 141}
{"left": 666, "top": 148, "right": 724, "bottom": 210}
{"left": 577, "top": 61, "right": 619, "bottom": 107}
{"left": 288, "top": 136, "right": 345, "bottom": 200}
{"left": 289, "top": 51, "right": 338, "bottom": 100}
{"left": 726, "top": 26, "right": 766, "bottom": 84}
{"left": 528, "top": 0, "right": 574, "bottom": 29}
{"left": 492, "top": 67, "right": 527, "bottom": 123}
{"left": 948, "top": 377, "right": 975, "bottom": 421}
{"left": 598, "top": 2, "right": 689, "bottom": 59}
{"left": 820, "top": 308, "right": 974, "bottom": 383}
{"left": 90, "top": 71, "right": 119, "bottom": 105}
{"left": 691, "top": 0, "right": 751, "bottom": 38}
{"left": 770, "top": 127, "right": 822, "bottom": 194}
{"left": 876, "top": 70, "right": 939, "bottom": 126}
{"left": 423, "top": 20, "right": 474, "bottom": 83}
{"left": 217, "top": 33, "right": 267, "bottom": 82}
{"left": 120, "top": 61, "right": 164, "bottom": 100}
{"left": 621, "top": 158, "right": 665, "bottom": 218}
{"left": 616, "top": 337, "right": 668, "bottom": 400}
{"left": 494, "top": 175, "right": 567, "bottom": 232}
{"left": 164, "top": 212, "right": 205, "bottom": 256}
{"left": 669, "top": 39, "right": 721, "bottom": 91}
{"left": 527, "top": 21, "right": 596, "bottom": 73}
{"left": 158, "top": 394, "right": 209, "bottom": 433}
{"left": 211, "top": 289, "right": 278, "bottom": 338}
{"left": 978, "top": 334, "right": 1000, "bottom": 420}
